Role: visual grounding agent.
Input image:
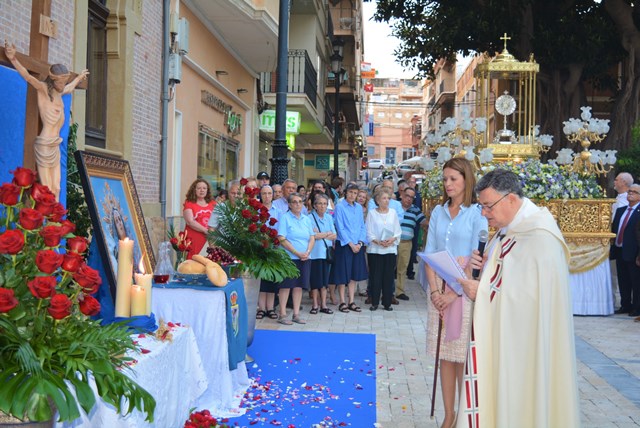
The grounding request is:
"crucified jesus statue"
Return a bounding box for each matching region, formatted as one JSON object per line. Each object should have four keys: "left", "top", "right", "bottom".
{"left": 4, "top": 41, "right": 89, "bottom": 201}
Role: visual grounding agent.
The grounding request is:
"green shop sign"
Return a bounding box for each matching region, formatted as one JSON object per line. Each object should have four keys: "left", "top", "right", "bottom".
{"left": 259, "top": 110, "right": 301, "bottom": 135}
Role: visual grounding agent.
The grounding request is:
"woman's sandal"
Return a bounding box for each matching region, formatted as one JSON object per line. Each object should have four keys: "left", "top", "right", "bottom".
{"left": 265, "top": 309, "right": 278, "bottom": 319}
{"left": 292, "top": 315, "right": 306, "bottom": 324}
{"left": 256, "top": 310, "right": 266, "bottom": 320}
{"left": 348, "top": 302, "right": 362, "bottom": 312}
{"left": 319, "top": 307, "right": 333, "bottom": 314}
{"left": 277, "top": 315, "right": 293, "bottom": 325}
{"left": 310, "top": 307, "right": 319, "bottom": 315}
{"left": 338, "top": 303, "right": 349, "bottom": 313}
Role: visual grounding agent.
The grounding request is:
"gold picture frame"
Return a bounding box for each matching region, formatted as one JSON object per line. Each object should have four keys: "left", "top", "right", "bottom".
{"left": 74, "top": 151, "right": 155, "bottom": 297}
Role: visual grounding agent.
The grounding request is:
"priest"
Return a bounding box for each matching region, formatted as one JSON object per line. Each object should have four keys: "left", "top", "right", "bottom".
{"left": 457, "top": 169, "right": 580, "bottom": 428}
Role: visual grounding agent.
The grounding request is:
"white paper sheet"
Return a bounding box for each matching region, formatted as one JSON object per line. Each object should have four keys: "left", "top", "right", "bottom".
{"left": 418, "top": 250, "right": 466, "bottom": 295}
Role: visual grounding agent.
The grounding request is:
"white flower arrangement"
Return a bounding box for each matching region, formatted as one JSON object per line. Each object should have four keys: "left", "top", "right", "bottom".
{"left": 421, "top": 159, "right": 605, "bottom": 201}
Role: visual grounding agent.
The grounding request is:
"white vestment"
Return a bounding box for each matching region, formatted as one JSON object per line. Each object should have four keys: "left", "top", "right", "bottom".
{"left": 457, "top": 199, "right": 580, "bottom": 428}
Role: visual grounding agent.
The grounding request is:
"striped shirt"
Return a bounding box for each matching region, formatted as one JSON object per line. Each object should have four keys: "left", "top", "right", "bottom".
{"left": 400, "top": 205, "right": 425, "bottom": 240}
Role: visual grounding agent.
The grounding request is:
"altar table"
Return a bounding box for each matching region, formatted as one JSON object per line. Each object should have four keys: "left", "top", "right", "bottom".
{"left": 58, "top": 325, "right": 207, "bottom": 427}
{"left": 152, "top": 279, "right": 250, "bottom": 417}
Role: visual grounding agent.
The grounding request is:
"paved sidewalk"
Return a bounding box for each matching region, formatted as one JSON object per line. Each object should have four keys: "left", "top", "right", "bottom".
{"left": 256, "top": 277, "right": 640, "bottom": 427}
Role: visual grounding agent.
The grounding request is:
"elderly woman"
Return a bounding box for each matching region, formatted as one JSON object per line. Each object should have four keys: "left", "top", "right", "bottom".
{"left": 308, "top": 192, "right": 337, "bottom": 315}
{"left": 366, "top": 187, "right": 401, "bottom": 311}
{"left": 424, "top": 158, "right": 488, "bottom": 428}
{"left": 182, "top": 179, "right": 216, "bottom": 259}
{"left": 256, "top": 185, "right": 281, "bottom": 320}
{"left": 277, "top": 192, "right": 315, "bottom": 325}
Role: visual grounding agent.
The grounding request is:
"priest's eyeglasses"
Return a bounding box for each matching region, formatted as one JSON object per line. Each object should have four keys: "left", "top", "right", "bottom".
{"left": 478, "top": 193, "right": 510, "bottom": 212}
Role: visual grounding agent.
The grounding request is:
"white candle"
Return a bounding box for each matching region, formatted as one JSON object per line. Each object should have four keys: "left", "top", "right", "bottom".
{"left": 114, "top": 238, "right": 134, "bottom": 318}
{"left": 135, "top": 257, "right": 153, "bottom": 316}
{"left": 130, "top": 285, "right": 146, "bottom": 316}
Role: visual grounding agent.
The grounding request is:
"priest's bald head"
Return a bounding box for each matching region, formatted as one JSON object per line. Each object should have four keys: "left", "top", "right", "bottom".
{"left": 475, "top": 169, "right": 524, "bottom": 229}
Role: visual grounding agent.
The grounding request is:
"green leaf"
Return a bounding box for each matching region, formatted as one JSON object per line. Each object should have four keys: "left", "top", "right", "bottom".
{"left": 69, "top": 376, "right": 96, "bottom": 415}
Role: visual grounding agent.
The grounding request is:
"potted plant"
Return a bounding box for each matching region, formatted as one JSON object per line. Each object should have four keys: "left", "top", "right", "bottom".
{"left": 0, "top": 168, "right": 155, "bottom": 424}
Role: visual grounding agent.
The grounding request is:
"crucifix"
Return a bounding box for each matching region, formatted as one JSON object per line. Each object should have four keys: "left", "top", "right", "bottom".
{"left": 0, "top": 0, "right": 87, "bottom": 200}
{"left": 500, "top": 33, "right": 511, "bottom": 51}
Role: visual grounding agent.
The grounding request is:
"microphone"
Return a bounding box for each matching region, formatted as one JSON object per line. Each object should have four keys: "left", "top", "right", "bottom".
{"left": 472, "top": 230, "right": 489, "bottom": 279}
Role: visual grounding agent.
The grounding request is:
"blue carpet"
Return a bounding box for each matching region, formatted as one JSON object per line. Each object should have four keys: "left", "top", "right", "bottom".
{"left": 230, "top": 329, "right": 376, "bottom": 427}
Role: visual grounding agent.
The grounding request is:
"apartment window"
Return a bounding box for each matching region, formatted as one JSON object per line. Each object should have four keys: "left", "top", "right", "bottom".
{"left": 198, "top": 124, "right": 239, "bottom": 192}
{"left": 402, "top": 148, "right": 416, "bottom": 161}
{"left": 385, "top": 147, "right": 396, "bottom": 165}
{"left": 86, "top": 0, "right": 109, "bottom": 148}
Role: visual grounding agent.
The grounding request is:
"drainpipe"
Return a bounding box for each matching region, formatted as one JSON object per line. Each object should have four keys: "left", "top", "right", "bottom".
{"left": 160, "top": 0, "right": 170, "bottom": 219}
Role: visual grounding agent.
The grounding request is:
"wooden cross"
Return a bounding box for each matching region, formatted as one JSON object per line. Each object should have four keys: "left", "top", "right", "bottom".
{"left": 500, "top": 33, "right": 511, "bottom": 51}
{"left": 0, "top": 0, "right": 85, "bottom": 169}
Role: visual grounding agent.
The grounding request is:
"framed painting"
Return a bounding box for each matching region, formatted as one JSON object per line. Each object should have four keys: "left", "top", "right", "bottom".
{"left": 74, "top": 151, "right": 155, "bottom": 297}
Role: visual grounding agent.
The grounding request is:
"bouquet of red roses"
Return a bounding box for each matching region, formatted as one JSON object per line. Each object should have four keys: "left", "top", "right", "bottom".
{"left": 168, "top": 224, "right": 192, "bottom": 269}
{"left": 0, "top": 167, "right": 154, "bottom": 423}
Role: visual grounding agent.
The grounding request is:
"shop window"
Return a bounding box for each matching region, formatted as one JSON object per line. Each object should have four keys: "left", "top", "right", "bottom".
{"left": 198, "top": 124, "right": 239, "bottom": 192}
{"left": 85, "top": 0, "right": 109, "bottom": 148}
{"left": 402, "top": 148, "right": 416, "bottom": 161}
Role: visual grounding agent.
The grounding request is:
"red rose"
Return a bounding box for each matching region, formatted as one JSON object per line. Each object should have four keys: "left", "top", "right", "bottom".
{"left": 19, "top": 208, "right": 44, "bottom": 230}
{"left": 67, "top": 236, "right": 88, "bottom": 254}
{"left": 248, "top": 223, "right": 257, "bottom": 233}
{"left": 260, "top": 224, "right": 268, "bottom": 233}
{"left": 28, "top": 276, "right": 58, "bottom": 298}
{"left": 47, "top": 294, "right": 72, "bottom": 319}
{"left": 40, "top": 225, "right": 64, "bottom": 247}
{"left": 0, "top": 229, "right": 25, "bottom": 254}
{"left": 273, "top": 238, "right": 280, "bottom": 246}
{"left": 49, "top": 203, "right": 68, "bottom": 222}
{"left": 262, "top": 240, "right": 269, "bottom": 249}
{"left": 269, "top": 217, "right": 278, "bottom": 226}
{"left": 34, "top": 193, "right": 57, "bottom": 216}
{"left": 62, "top": 252, "right": 84, "bottom": 272}
{"left": 269, "top": 229, "right": 278, "bottom": 238}
{"left": 60, "top": 220, "right": 76, "bottom": 236}
{"left": 259, "top": 213, "right": 269, "bottom": 222}
{"left": 251, "top": 215, "right": 259, "bottom": 222}
{"left": 73, "top": 264, "right": 102, "bottom": 294}
{"left": 259, "top": 205, "right": 268, "bottom": 214}
{"left": 0, "top": 183, "right": 21, "bottom": 206}
{"left": 79, "top": 295, "right": 101, "bottom": 316}
{"left": 178, "top": 243, "right": 186, "bottom": 251}
{"left": 35, "top": 250, "right": 64, "bottom": 274}
{"left": 11, "top": 167, "right": 37, "bottom": 188}
{"left": 241, "top": 209, "right": 251, "bottom": 219}
{"left": 240, "top": 178, "right": 248, "bottom": 186}
{"left": 0, "top": 288, "right": 19, "bottom": 313}
{"left": 170, "top": 237, "right": 178, "bottom": 245}
{"left": 30, "top": 182, "right": 54, "bottom": 201}
{"left": 244, "top": 186, "right": 253, "bottom": 195}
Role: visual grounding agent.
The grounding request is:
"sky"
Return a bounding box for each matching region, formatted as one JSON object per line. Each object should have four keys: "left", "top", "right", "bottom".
{"left": 361, "top": 2, "right": 418, "bottom": 79}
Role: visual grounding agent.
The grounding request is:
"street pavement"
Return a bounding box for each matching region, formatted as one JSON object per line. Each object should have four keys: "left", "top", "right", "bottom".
{"left": 256, "top": 274, "right": 640, "bottom": 427}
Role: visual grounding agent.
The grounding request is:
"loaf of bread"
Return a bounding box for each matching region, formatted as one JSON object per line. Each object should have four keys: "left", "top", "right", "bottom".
{"left": 206, "top": 264, "right": 228, "bottom": 287}
{"left": 177, "top": 259, "right": 207, "bottom": 274}
{"left": 192, "top": 254, "right": 215, "bottom": 268}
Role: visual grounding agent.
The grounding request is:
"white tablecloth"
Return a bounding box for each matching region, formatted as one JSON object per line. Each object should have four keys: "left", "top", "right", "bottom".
{"left": 59, "top": 326, "right": 208, "bottom": 427}
{"left": 152, "top": 287, "right": 250, "bottom": 417}
{"left": 570, "top": 259, "right": 614, "bottom": 316}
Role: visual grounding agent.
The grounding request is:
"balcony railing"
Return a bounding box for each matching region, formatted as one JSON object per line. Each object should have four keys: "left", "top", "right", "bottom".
{"left": 260, "top": 49, "right": 317, "bottom": 106}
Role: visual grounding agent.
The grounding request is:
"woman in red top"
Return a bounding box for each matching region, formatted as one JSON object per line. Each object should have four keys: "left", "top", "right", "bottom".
{"left": 183, "top": 179, "right": 216, "bottom": 259}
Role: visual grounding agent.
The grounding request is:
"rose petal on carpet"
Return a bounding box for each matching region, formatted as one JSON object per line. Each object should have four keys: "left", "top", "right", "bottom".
{"left": 231, "top": 329, "right": 376, "bottom": 427}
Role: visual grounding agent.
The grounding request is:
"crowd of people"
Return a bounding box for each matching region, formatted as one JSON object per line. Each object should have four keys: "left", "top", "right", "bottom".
{"left": 177, "top": 161, "right": 640, "bottom": 427}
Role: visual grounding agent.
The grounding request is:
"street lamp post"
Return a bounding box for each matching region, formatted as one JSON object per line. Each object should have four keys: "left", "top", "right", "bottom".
{"left": 331, "top": 38, "right": 344, "bottom": 180}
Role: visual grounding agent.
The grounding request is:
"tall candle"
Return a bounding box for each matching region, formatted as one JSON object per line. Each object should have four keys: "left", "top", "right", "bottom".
{"left": 135, "top": 257, "right": 153, "bottom": 316}
{"left": 114, "top": 238, "right": 134, "bottom": 318}
{"left": 130, "top": 285, "right": 146, "bottom": 316}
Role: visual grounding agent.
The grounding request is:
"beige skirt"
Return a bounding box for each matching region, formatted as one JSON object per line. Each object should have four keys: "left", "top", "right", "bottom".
{"left": 426, "top": 276, "right": 472, "bottom": 363}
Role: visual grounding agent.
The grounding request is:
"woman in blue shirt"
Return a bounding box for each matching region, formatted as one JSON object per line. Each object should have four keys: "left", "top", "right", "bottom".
{"left": 277, "top": 193, "right": 315, "bottom": 325}
{"left": 424, "top": 158, "right": 488, "bottom": 428}
{"left": 308, "top": 193, "right": 337, "bottom": 315}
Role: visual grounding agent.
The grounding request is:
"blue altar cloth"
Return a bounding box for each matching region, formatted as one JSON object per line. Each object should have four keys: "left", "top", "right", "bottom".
{"left": 153, "top": 278, "right": 247, "bottom": 370}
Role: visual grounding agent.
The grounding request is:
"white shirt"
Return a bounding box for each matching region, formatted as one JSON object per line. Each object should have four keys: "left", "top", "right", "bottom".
{"left": 612, "top": 192, "right": 628, "bottom": 217}
{"left": 365, "top": 208, "right": 402, "bottom": 255}
{"left": 615, "top": 202, "right": 639, "bottom": 247}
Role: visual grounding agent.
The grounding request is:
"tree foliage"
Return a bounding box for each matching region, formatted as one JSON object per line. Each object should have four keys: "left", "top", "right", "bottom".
{"left": 372, "top": 0, "right": 640, "bottom": 154}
